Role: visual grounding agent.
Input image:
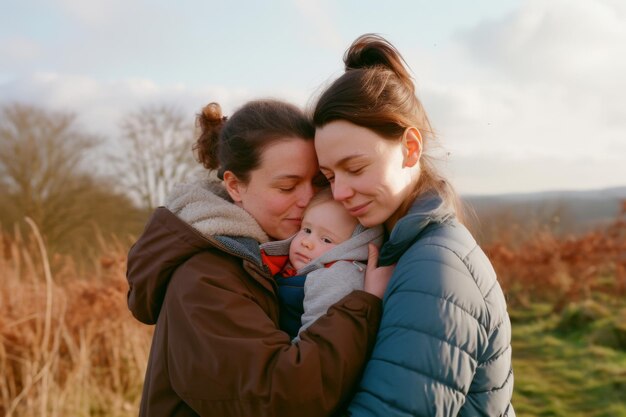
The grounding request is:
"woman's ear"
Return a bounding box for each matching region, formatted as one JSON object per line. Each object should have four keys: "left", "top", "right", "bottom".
{"left": 223, "top": 171, "right": 244, "bottom": 203}
{"left": 401, "top": 127, "right": 423, "bottom": 168}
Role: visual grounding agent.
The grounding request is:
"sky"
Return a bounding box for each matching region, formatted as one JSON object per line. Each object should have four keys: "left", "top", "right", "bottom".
{"left": 1, "top": 0, "right": 625, "bottom": 195}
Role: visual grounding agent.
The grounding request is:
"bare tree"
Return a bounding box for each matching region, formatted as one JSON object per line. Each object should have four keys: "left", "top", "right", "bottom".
{"left": 0, "top": 103, "right": 144, "bottom": 255}
{"left": 0, "top": 103, "right": 98, "bottom": 241}
{"left": 114, "top": 105, "right": 198, "bottom": 211}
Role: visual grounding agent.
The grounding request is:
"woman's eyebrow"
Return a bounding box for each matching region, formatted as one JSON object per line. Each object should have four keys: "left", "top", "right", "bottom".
{"left": 320, "top": 155, "right": 366, "bottom": 170}
{"left": 271, "top": 174, "right": 301, "bottom": 181}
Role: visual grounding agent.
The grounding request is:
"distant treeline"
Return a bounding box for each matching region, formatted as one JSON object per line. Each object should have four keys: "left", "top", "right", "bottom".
{"left": 464, "top": 189, "right": 626, "bottom": 245}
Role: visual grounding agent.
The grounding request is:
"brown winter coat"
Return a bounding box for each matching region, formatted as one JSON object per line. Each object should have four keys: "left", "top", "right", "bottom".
{"left": 126, "top": 182, "right": 381, "bottom": 417}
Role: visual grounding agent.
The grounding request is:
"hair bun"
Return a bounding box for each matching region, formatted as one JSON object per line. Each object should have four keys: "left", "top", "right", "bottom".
{"left": 195, "top": 102, "right": 225, "bottom": 171}
{"left": 202, "top": 102, "right": 224, "bottom": 125}
{"left": 344, "top": 34, "right": 413, "bottom": 91}
{"left": 344, "top": 35, "right": 388, "bottom": 70}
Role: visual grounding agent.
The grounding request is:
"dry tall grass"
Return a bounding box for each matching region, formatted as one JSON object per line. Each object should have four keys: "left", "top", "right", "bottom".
{"left": 0, "top": 220, "right": 152, "bottom": 417}
{"left": 1, "top": 205, "right": 624, "bottom": 416}
{"left": 486, "top": 201, "right": 626, "bottom": 310}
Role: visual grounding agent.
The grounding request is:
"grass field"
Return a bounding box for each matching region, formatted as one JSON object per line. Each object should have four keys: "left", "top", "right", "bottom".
{"left": 1, "top": 212, "right": 624, "bottom": 416}
{"left": 511, "top": 301, "right": 626, "bottom": 417}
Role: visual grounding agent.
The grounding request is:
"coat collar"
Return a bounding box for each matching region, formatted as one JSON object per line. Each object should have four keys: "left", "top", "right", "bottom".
{"left": 165, "top": 175, "right": 270, "bottom": 244}
{"left": 378, "top": 193, "right": 455, "bottom": 266}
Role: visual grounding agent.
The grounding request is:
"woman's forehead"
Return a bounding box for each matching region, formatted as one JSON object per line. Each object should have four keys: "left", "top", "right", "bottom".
{"left": 316, "top": 123, "right": 391, "bottom": 167}
{"left": 255, "top": 138, "right": 317, "bottom": 177}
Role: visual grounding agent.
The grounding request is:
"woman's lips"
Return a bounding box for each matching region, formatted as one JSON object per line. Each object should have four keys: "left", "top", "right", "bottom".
{"left": 347, "top": 201, "right": 371, "bottom": 217}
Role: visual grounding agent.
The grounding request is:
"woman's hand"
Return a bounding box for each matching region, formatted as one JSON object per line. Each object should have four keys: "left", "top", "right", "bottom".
{"left": 363, "top": 244, "right": 395, "bottom": 299}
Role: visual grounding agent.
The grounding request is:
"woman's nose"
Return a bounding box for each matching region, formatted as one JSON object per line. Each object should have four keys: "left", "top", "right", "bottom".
{"left": 296, "top": 183, "right": 315, "bottom": 208}
{"left": 332, "top": 176, "right": 353, "bottom": 201}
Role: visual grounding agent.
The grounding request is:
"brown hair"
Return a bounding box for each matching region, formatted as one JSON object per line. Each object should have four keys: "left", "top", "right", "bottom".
{"left": 304, "top": 187, "right": 358, "bottom": 230}
{"left": 313, "top": 34, "right": 462, "bottom": 220}
{"left": 305, "top": 187, "right": 340, "bottom": 213}
{"left": 194, "top": 99, "right": 315, "bottom": 183}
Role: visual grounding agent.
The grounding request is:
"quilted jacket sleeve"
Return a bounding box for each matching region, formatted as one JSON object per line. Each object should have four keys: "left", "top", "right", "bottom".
{"left": 348, "top": 231, "right": 514, "bottom": 416}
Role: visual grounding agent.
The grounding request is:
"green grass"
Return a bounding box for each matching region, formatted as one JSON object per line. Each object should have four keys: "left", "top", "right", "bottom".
{"left": 512, "top": 301, "right": 626, "bottom": 417}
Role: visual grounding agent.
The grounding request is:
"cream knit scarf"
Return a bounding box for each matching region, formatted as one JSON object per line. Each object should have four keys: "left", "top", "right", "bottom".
{"left": 165, "top": 175, "right": 270, "bottom": 244}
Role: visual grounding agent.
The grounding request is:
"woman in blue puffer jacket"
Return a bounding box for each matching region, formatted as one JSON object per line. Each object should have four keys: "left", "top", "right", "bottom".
{"left": 313, "top": 34, "right": 515, "bottom": 417}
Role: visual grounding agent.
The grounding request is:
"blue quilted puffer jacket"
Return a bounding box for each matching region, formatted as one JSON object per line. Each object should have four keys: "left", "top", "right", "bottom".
{"left": 348, "top": 194, "right": 515, "bottom": 417}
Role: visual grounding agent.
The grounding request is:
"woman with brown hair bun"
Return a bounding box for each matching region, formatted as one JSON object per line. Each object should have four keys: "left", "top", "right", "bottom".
{"left": 313, "top": 34, "right": 515, "bottom": 416}
{"left": 126, "top": 99, "right": 391, "bottom": 416}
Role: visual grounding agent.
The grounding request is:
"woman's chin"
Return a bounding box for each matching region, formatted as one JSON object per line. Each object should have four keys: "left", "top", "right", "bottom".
{"left": 356, "top": 213, "right": 382, "bottom": 228}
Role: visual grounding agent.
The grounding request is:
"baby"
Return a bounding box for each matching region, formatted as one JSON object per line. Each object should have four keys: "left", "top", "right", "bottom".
{"left": 261, "top": 188, "right": 384, "bottom": 340}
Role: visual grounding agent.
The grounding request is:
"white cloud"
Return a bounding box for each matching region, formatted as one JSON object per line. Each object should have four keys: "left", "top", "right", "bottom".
{"left": 0, "top": 72, "right": 310, "bottom": 139}
{"left": 0, "top": 73, "right": 235, "bottom": 147}
{"left": 460, "top": 0, "right": 626, "bottom": 87}
{"left": 2, "top": 0, "right": 624, "bottom": 195}
{"left": 410, "top": 0, "right": 626, "bottom": 193}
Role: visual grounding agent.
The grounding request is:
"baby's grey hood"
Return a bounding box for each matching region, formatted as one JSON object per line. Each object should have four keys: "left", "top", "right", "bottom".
{"left": 261, "top": 224, "right": 384, "bottom": 275}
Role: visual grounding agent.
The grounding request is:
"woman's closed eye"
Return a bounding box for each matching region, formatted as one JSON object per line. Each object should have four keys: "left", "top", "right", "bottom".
{"left": 278, "top": 186, "right": 296, "bottom": 192}
{"left": 346, "top": 165, "right": 365, "bottom": 175}
{"left": 322, "top": 166, "right": 364, "bottom": 182}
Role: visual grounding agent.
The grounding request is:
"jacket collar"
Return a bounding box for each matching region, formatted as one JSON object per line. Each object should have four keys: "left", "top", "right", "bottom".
{"left": 378, "top": 193, "right": 455, "bottom": 266}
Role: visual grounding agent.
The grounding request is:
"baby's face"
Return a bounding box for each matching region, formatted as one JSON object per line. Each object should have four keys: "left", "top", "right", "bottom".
{"left": 288, "top": 199, "right": 358, "bottom": 271}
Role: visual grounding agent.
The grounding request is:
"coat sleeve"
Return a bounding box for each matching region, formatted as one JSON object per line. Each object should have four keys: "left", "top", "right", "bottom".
{"left": 297, "top": 261, "right": 365, "bottom": 339}
{"left": 348, "top": 244, "right": 486, "bottom": 417}
{"left": 126, "top": 207, "right": 209, "bottom": 324}
{"left": 163, "top": 253, "right": 381, "bottom": 417}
